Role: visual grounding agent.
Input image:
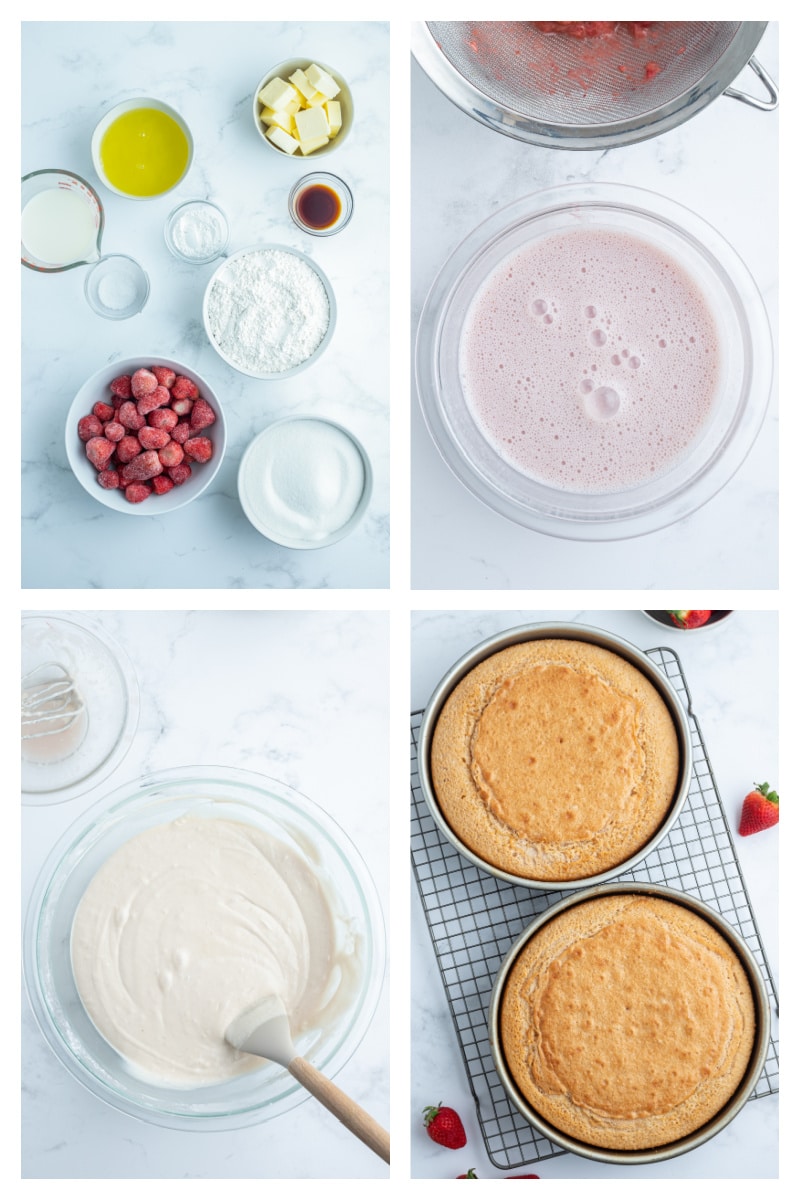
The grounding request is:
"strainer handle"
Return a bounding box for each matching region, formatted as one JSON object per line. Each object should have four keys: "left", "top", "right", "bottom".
{"left": 723, "top": 55, "right": 778, "bottom": 112}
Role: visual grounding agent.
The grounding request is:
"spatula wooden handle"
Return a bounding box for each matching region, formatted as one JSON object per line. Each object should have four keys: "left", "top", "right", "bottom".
{"left": 288, "top": 1056, "right": 390, "bottom": 1164}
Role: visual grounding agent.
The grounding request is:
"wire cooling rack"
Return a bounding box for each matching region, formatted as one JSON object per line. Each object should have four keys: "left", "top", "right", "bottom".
{"left": 410, "top": 646, "right": 779, "bottom": 1171}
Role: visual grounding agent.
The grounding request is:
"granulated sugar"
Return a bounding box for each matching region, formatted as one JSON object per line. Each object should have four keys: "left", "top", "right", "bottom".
{"left": 206, "top": 249, "right": 330, "bottom": 374}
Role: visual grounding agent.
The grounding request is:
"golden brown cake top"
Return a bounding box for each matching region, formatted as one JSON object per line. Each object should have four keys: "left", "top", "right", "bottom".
{"left": 430, "top": 638, "right": 680, "bottom": 881}
{"left": 500, "top": 894, "right": 757, "bottom": 1151}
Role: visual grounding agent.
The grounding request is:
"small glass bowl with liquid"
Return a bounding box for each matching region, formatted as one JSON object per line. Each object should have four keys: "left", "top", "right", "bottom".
{"left": 289, "top": 172, "right": 353, "bottom": 237}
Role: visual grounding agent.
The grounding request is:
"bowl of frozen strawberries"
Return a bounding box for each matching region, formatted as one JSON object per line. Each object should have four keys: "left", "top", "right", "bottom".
{"left": 67, "top": 357, "right": 227, "bottom": 513}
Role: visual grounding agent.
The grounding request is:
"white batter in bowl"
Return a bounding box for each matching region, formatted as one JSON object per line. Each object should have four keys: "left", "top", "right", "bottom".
{"left": 24, "top": 767, "right": 385, "bottom": 1129}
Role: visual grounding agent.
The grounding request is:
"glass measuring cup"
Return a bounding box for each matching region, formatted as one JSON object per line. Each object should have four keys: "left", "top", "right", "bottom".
{"left": 21, "top": 169, "right": 104, "bottom": 272}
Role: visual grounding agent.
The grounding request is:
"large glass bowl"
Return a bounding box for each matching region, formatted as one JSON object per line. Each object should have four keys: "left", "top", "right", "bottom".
{"left": 23, "top": 766, "right": 386, "bottom": 1131}
{"left": 416, "top": 182, "right": 772, "bottom": 540}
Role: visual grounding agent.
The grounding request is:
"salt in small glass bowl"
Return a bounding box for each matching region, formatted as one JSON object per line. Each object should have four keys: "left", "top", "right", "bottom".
{"left": 84, "top": 255, "right": 149, "bottom": 320}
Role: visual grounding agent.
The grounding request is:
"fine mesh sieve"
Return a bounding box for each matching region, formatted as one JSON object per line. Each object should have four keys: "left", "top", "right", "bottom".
{"left": 413, "top": 21, "right": 776, "bottom": 149}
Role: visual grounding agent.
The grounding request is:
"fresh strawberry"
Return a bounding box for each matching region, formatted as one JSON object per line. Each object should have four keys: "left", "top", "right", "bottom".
{"left": 667, "top": 609, "right": 712, "bottom": 629}
{"left": 423, "top": 1103, "right": 467, "bottom": 1149}
{"left": 738, "top": 782, "right": 779, "bottom": 836}
{"left": 457, "top": 1170, "right": 478, "bottom": 1179}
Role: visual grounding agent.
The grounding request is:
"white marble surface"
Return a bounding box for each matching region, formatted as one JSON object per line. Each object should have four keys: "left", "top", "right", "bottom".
{"left": 22, "top": 609, "right": 388, "bottom": 1178}
{"left": 411, "top": 609, "right": 778, "bottom": 1178}
{"left": 22, "top": 21, "right": 388, "bottom": 589}
{"left": 411, "top": 23, "right": 779, "bottom": 588}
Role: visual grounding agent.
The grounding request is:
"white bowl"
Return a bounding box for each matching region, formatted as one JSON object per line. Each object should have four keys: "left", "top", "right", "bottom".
{"left": 202, "top": 244, "right": 336, "bottom": 379}
{"left": 252, "top": 58, "right": 353, "bottom": 159}
{"left": 91, "top": 97, "right": 193, "bottom": 199}
{"left": 66, "top": 356, "right": 227, "bottom": 515}
{"left": 237, "top": 416, "right": 372, "bottom": 548}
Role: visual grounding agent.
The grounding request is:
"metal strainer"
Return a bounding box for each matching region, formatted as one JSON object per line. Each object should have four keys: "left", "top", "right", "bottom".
{"left": 412, "top": 21, "right": 777, "bottom": 149}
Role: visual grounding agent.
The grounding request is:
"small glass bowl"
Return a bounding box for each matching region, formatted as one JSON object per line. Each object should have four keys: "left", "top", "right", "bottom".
{"left": 23, "top": 765, "right": 386, "bottom": 1131}
{"left": 84, "top": 255, "right": 149, "bottom": 319}
{"left": 289, "top": 173, "right": 353, "bottom": 237}
{"left": 164, "top": 199, "right": 229, "bottom": 264}
{"left": 22, "top": 613, "right": 140, "bottom": 806}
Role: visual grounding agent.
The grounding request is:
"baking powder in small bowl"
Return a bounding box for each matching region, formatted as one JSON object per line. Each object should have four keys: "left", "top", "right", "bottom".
{"left": 203, "top": 245, "right": 335, "bottom": 379}
{"left": 238, "top": 416, "right": 371, "bottom": 548}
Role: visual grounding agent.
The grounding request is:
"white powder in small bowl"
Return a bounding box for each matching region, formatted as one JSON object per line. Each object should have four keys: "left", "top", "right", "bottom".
{"left": 238, "top": 418, "right": 368, "bottom": 548}
{"left": 205, "top": 248, "right": 331, "bottom": 376}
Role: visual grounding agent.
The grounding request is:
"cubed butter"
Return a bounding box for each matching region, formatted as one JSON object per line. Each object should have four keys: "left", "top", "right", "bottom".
{"left": 299, "top": 135, "right": 330, "bottom": 156}
{"left": 266, "top": 124, "right": 300, "bottom": 155}
{"left": 306, "top": 63, "right": 340, "bottom": 99}
{"left": 294, "top": 104, "right": 330, "bottom": 142}
{"left": 258, "top": 76, "right": 299, "bottom": 112}
{"left": 324, "top": 99, "right": 342, "bottom": 136}
{"left": 289, "top": 68, "right": 318, "bottom": 102}
{"left": 261, "top": 106, "right": 294, "bottom": 133}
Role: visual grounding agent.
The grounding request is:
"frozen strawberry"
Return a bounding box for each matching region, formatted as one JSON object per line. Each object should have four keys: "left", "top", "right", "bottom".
{"left": 152, "top": 474, "right": 175, "bottom": 495}
{"left": 168, "top": 463, "right": 192, "bottom": 486}
{"left": 115, "top": 435, "right": 142, "bottom": 464}
{"left": 103, "top": 421, "right": 125, "bottom": 443}
{"left": 131, "top": 367, "right": 158, "bottom": 400}
{"left": 189, "top": 398, "right": 216, "bottom": 432}
{"left": 78, "top": 414, "right": 104, "bottom": 441}
{"left": 121, "top": 450, "right": 163, "bottom": 483}
{"left": 158, "top": 440, "right": 184, "bottom": 468}
{"left": 171, "top": 374, "right": 199, "bottom": 401}
{"left": 137, "top": 385, "right": 171, "bottom": 416}
{"left": 85, "top": 436, "right": 115, "bottom": 469}
{"left": 109, "top": 374, "right": 133, "bottom": 400}
{"left": 118, "top": 401, "right": 146, "bottom": 432}
{"left": 171, "top": 397, "right": 194, "bottom": 417}
{"left": 151, "top": 365, "right": 176, "bottom": 389}
{"left": 184, "top": 436, "right": 213, "bottom": 463}
{"left": 93, "top": 401, "right": 115, "bottom": 422}
{"left": 148, "top": 408, "right": 178, "bottom": 432}
{"left": 171, "top": 420, "right": 192, "bottom": 445}
{"left": 138, "top": 426, "right": 171, "bottom": 451}
{"left": 97, "top": 469, "right": 121, "bottom": 490}
{"left": 124, "top": 481, "right": 153, "bottom": 504}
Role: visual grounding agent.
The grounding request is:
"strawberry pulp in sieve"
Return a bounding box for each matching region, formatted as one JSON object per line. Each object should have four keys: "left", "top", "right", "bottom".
{"left": 459, "top": 228, "right": 721, "bottom": 493}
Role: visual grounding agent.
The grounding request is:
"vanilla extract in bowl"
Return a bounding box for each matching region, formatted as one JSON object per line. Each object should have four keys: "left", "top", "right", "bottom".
{"left": 290, "top": 173, "right": 353, "bottom": 236}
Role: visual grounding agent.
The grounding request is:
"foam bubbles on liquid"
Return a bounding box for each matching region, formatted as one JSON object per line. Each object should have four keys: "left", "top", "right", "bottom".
{"left": 459, "top": 227, "right": 721, "bottom": 493}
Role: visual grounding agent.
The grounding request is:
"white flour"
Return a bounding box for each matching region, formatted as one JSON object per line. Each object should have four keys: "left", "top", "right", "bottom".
{"left": 206, "top": 249, "right": 330, "bottom": 374}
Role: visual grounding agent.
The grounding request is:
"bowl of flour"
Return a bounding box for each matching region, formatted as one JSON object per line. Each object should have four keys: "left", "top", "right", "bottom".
{"left": 203, "top": 244, "right": 336, "bottom": 379}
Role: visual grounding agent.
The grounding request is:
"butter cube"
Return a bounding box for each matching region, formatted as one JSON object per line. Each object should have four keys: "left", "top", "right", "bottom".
{"left": 324, "top": 99, "right": 342, "bottom": 136}
{"left": 289, "top": 68, "right": 317, "bottom": 102}
{"left": 266, "top": 124, "right": 300, "bottom": 155}
{"left": 306, "top": 63, "right": 340, "bottom": 99}
{"left": 294, "top": 104, "right": 330, "bottom": 143}
{"left": 262, "top": 106, "right": 294, "bottom": 133}
{"left": 258, "top": 76, "right": 299, "bottom": 112}
{"left": 299, "top": 135, "right": 330, "bottom": 156}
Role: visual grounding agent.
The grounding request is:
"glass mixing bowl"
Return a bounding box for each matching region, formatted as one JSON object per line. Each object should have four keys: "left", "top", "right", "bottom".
{"left": 23, "top": 766, "right": 386, "bottom": 1131}
{"left": 416, "top": 182, "right": 772, "bottom": 540}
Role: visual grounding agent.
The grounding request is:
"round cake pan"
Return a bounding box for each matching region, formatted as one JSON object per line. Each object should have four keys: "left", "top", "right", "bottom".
{"left": 417, "top": 622, "right": 693, "bottom": 889}
{"left": 487, "top": 882, "right": 771, "bottom": 1165}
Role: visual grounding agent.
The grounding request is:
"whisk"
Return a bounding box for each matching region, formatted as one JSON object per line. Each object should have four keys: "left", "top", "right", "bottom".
{"left": 22, "top": 662, "right": 85, "bottom": 743}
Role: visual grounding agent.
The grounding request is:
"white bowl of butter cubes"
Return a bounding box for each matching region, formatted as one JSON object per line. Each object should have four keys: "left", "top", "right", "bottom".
{"left": 253, "top": 59, "right": 352, "bottom": 158}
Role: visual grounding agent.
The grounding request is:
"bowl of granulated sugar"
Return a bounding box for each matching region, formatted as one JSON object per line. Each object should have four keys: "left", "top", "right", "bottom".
{"left": 202, "top": 244, "right": 336, "bottom": 379}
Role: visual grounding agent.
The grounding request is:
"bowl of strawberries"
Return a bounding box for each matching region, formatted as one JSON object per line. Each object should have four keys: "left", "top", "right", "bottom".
{"left": 66, "top": 357, "right": 226, "bottom": 513}
{"left": 642, "top": 610, "right": 735, "bottom": 633}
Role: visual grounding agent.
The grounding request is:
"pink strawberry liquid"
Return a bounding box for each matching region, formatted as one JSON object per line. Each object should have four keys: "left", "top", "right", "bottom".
{"left": 459, "top": 228, "right": 721, "bottom": 492}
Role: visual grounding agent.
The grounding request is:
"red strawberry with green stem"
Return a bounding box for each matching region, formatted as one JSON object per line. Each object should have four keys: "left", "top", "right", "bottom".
{"left": 667, "top": 609, "right": 712, "bottom": 629}
{"left": 423, "top": 1103, "right": 467, "bottom": 1149}
{"left": 738, "top": 782, "right": 779, "bottom": 836}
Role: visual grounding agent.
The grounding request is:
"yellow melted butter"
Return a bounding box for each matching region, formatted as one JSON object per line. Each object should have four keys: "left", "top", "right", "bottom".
{"left": 100, "top": 107, "right": 189, "bottom": 197}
